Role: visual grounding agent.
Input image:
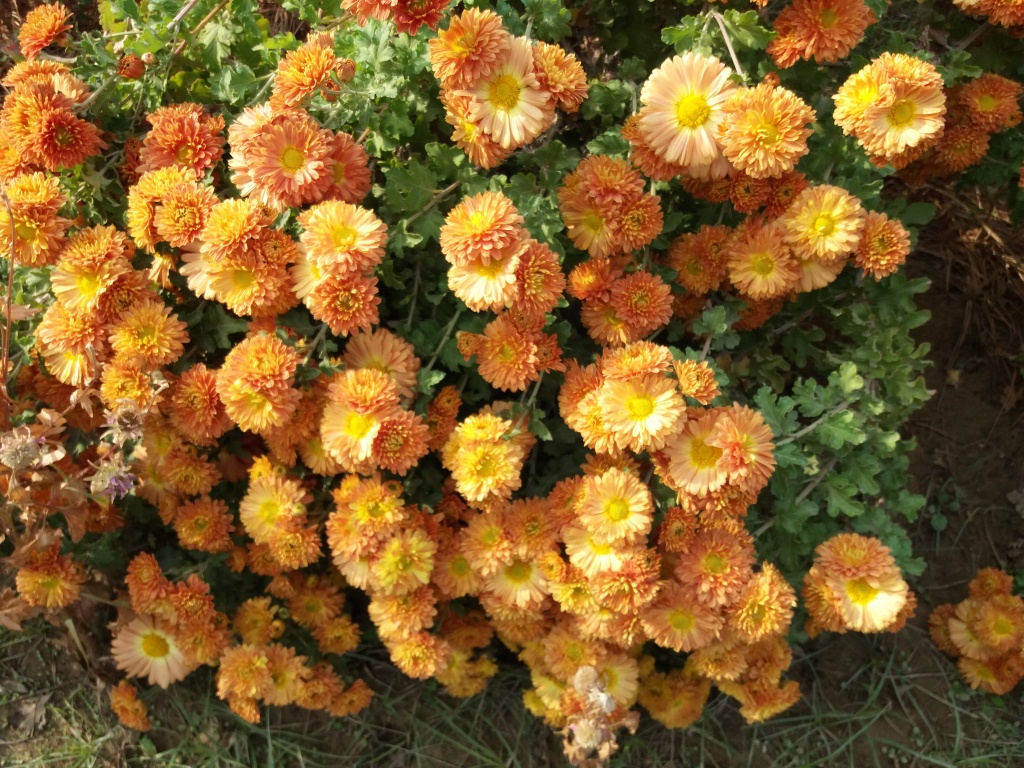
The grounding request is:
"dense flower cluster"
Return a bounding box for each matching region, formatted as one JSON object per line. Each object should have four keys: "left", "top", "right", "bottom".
{"left": 953, "top": 0, "right": 1024, "bottom": 27}
{"left": 431, "top": 8, "right": 587, "bottom": 167}
{"left": 7, "top": 0, "right": 1018, "bottom": 757}
{"left": 931, "top": 569, "right": 1024, "bottom": 695}
{"left": 802, "top": 534, "right": 913, "bottom": 635}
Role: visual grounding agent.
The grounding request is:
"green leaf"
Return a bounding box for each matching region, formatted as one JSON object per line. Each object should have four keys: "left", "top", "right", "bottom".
{"left": 899, "top": 202, "right": 936, "bottom": 227}
{"left": 586, "top": 130, "right": 630, "bottom": 157}
{"left": 384, "top": 161, "right": 438, "bottom": 214}
{"left": 211, "top": 64, "right": 259, "bottom": 106}
{"left": 662, "top": 17, "right": 707, "bottom": 55}
{"left": 829, "top": 361, "right": 865, "bottom": 397}
{"left": 530, "top": 407, "right": 553, "bottom": 440}
{"left": 523, "top": 0, "right": 572, "bottom": 41}
{"left": 818, "top": 411, "right": 867, "bottom": 449}
{"left": 721, "top": 10, "right": 776, "bottom": 51}
{"left": 417, "top": 368, "right": 446, "bottom": 397}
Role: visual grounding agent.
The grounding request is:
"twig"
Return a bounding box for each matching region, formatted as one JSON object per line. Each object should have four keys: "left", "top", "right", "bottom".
{"left": 172, "top": 0, "right": 230, "bottom": 58}
{"left": 699, "top": 334, "right": 713, "bottom": 362}
{"left": 1, "top": 190, "right": 15, "bottom": 431}
{"left": 302, "top": 324, "right": 330, "bottom": 366}
{"left": 954, "top": 23, "right": 989, "bottom": 51}
{"left": 421, "top": 308, "right": 464, "bottom": 377}
{"left": 405, "top": 259, "right": 421, "bottom": 332}
{"left": 405, "top": 181, "right": 462, "bottom": 228}
{"left": 794, "top": 456, "right": 838, "bottom": 505}
{"left": 169, "top": 0, "right": 203, "bottom": 30}
{"left": 776, "top": 400, "right": 852, "bottom": 446}
{"left": 711, "top": 12, "right": 747, "bottom": 83}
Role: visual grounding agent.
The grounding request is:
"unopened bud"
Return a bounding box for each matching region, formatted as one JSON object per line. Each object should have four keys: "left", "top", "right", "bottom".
{"left": 141, "top": 52, "right": 157, "bottom": 66}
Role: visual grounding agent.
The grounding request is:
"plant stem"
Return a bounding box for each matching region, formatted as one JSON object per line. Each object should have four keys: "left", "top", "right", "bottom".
{"left": 0, "top": 190, "right": 15, "bottom": 431}
{"left": 422, "top": 308, "right": 464, "bottom": 377}
{"left": 169, "top": 0, "right": 203, "bottom": 30}
{"left": 405, "top": 259, "right": 421, "bottom": 332}
{"left": 711, "top": 12, "right": 747, "bottom": 83}
{"left": 172, "top": 0, "right": 230, "bottom": 58}
{"left": 303, "top": 324, "right": 330, "bottom": 366}
{"left": 406, "top": 181, "right": 462, "bottom": 228}
{"left": 776, "top": 400, "right": 851, "bottom": 446}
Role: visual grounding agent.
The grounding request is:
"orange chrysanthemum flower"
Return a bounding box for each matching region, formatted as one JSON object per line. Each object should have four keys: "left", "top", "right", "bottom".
{"left": 271, "top": 32, "right": 344, "bottom": 110}
{"left": 15, "top": 543, "right": 85, "bottom": 609}
{"left": 727, "top": 564, "right": 796, "bottom": 642}
{"left": 18, "top": 3, "right": 73, "bottom": 59}
{"left": 448, "top": 245, "right": 522, "bottom": 313}
{"left": 782, "top": 184, "right": 865, "bottom": 261}
{"left": 320, "top": 369, "right": 402, "bottom": 471}
{"left": 727, "top": 221, "right": 799, "bottom": 299}
{"left": 440, "top": 191, "right": 525, "bottom": 266}
{"left": 666, "top": 224, "right": 731, "bottom": 296}
{"left": 598, "top": 373, "right": 686, "bottom": 454}
{"left": 576, "top": 467, "right": 654, "bottom": 545}
{"left": 952, "top": 74, "right": 1023, "bottom": 133}
{"left": 441, "top": 91, "right": 512, "bottom": 170}
{"left": 344, "top": 328, "right": 420, "bottom": 401}
{"left": 621, "top": 114, "right": 690, "bottom": 182}
{"left": 304, "top": 272, "right": 380, "bottom": 336}
{"left": 608, "top": 270, "right": 674, "bottom": 339}
{"left": 638, "top": 52, "right": 736, "bottom": 169}
{"left": 108, "top": 299, "right": 189, "bottom": 370}
{"left": 640, "top": 581, "right": 724, "bottom": 652}
{"left": 243, "top": 116, "right": 335, "bottom": 210}
{"left": 153, "top": 180, "right": 219, "bottom": 248}
{"left": 174, "top": 496, "right": 235, "bottom": 553}
{"left": 854, "top": 211, "right": 910, "bottom": 280}
{"left": 429, "top": 8, "right": 511, "bottom": 91}
{"left": 532, "top": 41, "right": 588, "bottom": 113}
{"left": 216, "top": 334, "right": 302, "bottom": 434}
{"left": 109, "top": 681, "right": 151, "bottom": 731}
{"left": 663, "top": 411, "right": 728, "bottom": 495}
{"left": 0, "top": 171, "right": 69, "bottom": 266}
{"left": 673, "top": 359, "right": 720, "bottom": 405}
{"left": 138, "top": 103, "right": 226, "bottom": 178}
{"left": 298, "top": 199, "right": 387, "bottom": 273}
{"left": 718, "top": 83, "right": 815, "bottom": 179}
{"left": 325, "top": 131, "right": 372, "bottom": 204}
{"left": 470, "top": 313, "right": 540, "bottom": 392}
{"left": 675, "top": 527, "right": 755, "bottom": 609}
{"left": 112, "top": 615, "right": 191, "bottom": 689}
{"left": 467, "top": 36, "right": 555, "bottom": 150}
{"left": 767, "top": 0, "right": 877, "bottom": 69}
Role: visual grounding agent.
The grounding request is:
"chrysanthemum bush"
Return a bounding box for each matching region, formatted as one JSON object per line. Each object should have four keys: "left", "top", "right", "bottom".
{"left": 1, "top": 0, "right": 1023, "bottom": 763}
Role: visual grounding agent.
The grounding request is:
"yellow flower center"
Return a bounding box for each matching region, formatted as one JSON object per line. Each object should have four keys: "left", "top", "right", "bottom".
{"left": 280, "top": 145, "right": 306, "bottom": 173}
{"left": 75, "top": 272, "right": 101, "bottom": 298}
{"left": 818, "top": 8, "right": 839, "bottom": 28}
{"left": 754, "top": 120, "right": 780, "bottom": 146}
{"left": 333, "top": 162, "right": 347, "bottom": 184}
{"left": 668, "top": 609, "right": 696, "bottom": 632}
{"left": 53, "top": 125, "right": 75, "bottom": 148}
{"left": 175, "top": 144, "right": 196, "bottom": 163}
{"left": 603, "top": 497, "right": 631, "bottom": 523}
{"left": 812, "top": 213, "right": 836, "bottom": 237}
{"left": 886, "top": 99, "right": 917, "bottom": 129}
{"left": 476, "top": 258, "right": 506, "bottom": 279}
{"left": 674, "top": 92, "right": 711, "bottom": 130}
{"left": 488, "top": 74, "right": 522, "bottom": 111}
{"left": 450, "top": 556, "right": 472, "bottom": 576}
{"left": 991, "top": 615, "right": 1014, "bottom": 638}
{"left": 505, "top": 560, "right": 532, "bottom": 584}
{"left": 749, "top": 252, "right": 776, "bottom": 277}
{"left": 976, "top": 94, "right": 998, "bottom": 112}
{"left": 15, "top": 222, "right": 39, "bottom": 242}
{"left": 473, "top": 453, "right": 497, "bottom": 479}
{"left": 141, "top": 631, "right": 170, "bottom": 659}
{"left": 581, "top": 210, "right": 605, "bottom": 235}
{"left": 844, "top": 577, "right": 878, "bottom": 606}
{"left": 331, "top": 224, "right": 359, "bottom": 249}
{"left": 257, "top": 498, "right": 283, "bottom": 525}
{"left": 626, "top": 394, "right": 655, "bottom": 420}
{"left": 689, "top": 437, "right": 722, "bottom": 469}
{"left": 701, "top": 552, "right": 726, "bottom": 575}
{"left": 231, "top": 268, "right": 256, "bottom": 289}
{"left": 344, "top": 411, "right": 375, "bottom": 439}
